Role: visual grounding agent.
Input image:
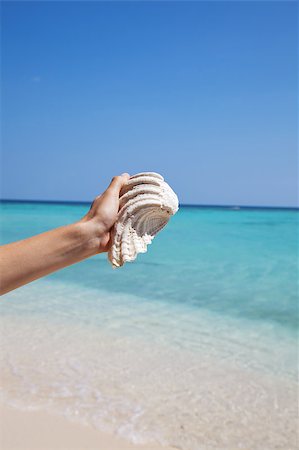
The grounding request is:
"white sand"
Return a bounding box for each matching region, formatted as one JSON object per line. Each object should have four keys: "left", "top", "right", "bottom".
{"left": 0, "top": 402, "right": 176, "bottom": 450}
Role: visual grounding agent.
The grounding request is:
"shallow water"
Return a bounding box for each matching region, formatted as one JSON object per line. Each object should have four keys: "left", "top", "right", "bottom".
{"left": 0, "top": 202, "right": 298, "bottom": 449}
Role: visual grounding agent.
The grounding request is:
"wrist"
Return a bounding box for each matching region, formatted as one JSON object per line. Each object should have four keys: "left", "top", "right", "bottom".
{"left": 74, "top": 219, "right": 104, "bottom": 257}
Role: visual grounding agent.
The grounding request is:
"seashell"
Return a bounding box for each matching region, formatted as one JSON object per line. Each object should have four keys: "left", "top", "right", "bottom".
{"left": 108, "top": 172, "right": 179, "bottom": 268}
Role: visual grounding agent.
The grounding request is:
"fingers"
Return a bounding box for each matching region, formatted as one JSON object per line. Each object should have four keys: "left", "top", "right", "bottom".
{"left": 107, "top": 173, "right": 130, "bottom": 194}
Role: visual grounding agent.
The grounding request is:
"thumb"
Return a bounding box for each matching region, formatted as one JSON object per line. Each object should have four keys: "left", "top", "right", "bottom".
{"left": 107, "top": 173, "right": 130, "bottom": 194}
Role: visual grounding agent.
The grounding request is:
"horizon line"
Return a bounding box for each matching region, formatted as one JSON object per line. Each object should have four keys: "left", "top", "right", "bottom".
{"left": 1, "top": 198, "right": 298, "bottom": 211}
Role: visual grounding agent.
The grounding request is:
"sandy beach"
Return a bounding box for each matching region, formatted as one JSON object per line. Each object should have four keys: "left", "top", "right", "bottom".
{"left": 1, "top": 205, "right": 298, "bottom": 449}
{"left": 0, "top": 402, "right": 177, "bottom": 450}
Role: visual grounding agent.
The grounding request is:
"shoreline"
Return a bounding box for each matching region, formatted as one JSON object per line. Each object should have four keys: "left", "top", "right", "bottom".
{"left": 0, "top": 402, "right": 177, "bottom": 450}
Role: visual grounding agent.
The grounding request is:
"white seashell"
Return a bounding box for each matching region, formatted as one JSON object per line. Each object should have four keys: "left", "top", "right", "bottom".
{"left": 108, "top": 172, "right": 179, "bottom": 268}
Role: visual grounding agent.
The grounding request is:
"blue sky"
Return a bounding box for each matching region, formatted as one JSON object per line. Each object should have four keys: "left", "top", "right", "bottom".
{"left": 1, "top": 1, "right": 297, "bottom": 206}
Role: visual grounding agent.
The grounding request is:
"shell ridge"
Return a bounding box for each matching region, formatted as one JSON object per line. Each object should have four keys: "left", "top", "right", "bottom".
{"left": 108, "top": 172, "right": 179, "bottom": 268}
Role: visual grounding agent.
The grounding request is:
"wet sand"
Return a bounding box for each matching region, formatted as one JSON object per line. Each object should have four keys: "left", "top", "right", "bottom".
{"left": 0, "top": 402, "right": 177, "bottom": 450}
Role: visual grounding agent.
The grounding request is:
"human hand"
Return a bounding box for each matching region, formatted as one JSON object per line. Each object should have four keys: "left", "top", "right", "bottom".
{"left": 80, "top": 173, "right": 130, "bottom": 253}
{"left": 0, "top": 173, "right": 130, "bottom": 294}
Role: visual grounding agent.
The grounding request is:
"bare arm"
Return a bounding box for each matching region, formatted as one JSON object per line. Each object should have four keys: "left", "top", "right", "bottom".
{"left": 0, "top": 174, "right": 129, "bottom": 295}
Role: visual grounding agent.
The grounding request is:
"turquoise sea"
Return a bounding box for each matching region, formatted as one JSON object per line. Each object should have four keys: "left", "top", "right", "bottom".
{"left": 1, "top": 201, "right": 298, "bottom": 449}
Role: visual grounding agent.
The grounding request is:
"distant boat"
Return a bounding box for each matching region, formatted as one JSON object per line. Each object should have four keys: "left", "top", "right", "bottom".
{"left": 231, "top": 206, "right": 240, "bottom": 210}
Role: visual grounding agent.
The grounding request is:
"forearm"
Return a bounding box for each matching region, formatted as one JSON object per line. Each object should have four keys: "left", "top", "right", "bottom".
{"left": 0, "top": 221, "right": 100, "bottom": 295}
{"left": 0, "top": 174, "right": 129, "bottom": 296}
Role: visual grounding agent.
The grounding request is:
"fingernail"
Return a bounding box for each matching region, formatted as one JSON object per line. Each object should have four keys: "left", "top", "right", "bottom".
{"left": 121, "top": 172, "right": 130, "bottom": 177}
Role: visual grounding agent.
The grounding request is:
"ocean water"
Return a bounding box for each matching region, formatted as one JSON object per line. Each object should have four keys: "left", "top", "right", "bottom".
{"left": 0, "top": 201, "right": 298, "bottom": 449}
